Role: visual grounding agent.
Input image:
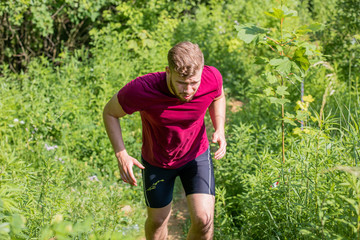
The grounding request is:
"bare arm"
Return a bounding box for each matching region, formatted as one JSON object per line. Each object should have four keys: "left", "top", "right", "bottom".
{"left": 103, "top": 94, "right": 144, "bottom": 186}
{"left": 208, "top": 87, "right": 226, "bottom": 160}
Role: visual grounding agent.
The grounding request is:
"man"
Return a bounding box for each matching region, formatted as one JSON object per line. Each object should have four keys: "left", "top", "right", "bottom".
{"left": 103, "top": 41, "right": 226, "bottom": 240}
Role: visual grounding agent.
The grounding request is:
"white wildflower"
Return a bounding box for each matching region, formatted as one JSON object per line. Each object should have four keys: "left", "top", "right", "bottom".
{"left": 88, "top": 175, "right": 99, "bottom": 182}
{"left": 45, "top": 143, "right": 58, "bottom": 151}
{"left": 55, "top": 156, "right": 65, "bottom": 164}
{"left": 351, "top": 38, "right": 356, "bottom": 45}
{"left": 14, "top": 118, "right": 19, "bottom": 123}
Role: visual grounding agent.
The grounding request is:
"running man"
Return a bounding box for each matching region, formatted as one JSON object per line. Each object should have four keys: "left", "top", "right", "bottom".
{"left": 103, "top": 41, "right": 226, "bottom": 239}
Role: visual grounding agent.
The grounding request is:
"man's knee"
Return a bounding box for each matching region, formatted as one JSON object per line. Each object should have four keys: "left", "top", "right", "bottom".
{"left": 192, "top": 212, "right": 213, "bottom": 233}
{"left": 147, "top": 216, "right": 169, "bottom": 228}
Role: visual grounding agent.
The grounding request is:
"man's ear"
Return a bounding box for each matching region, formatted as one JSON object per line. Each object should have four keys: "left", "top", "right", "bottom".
{"left": 165, "top": 66, "right": 170, "bottom": 74}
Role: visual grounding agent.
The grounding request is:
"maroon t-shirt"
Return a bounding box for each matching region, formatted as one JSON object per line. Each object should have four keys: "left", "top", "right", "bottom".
{"left": 117, "top": 65, "right": 223, "bottom": 169}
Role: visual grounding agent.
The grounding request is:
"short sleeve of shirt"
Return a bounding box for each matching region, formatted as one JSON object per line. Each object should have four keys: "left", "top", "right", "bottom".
{"left": 117, "top": 72, "right": 166, "bottom": 114}
{"left": 208, "top": 66, "right": 223, "bottom": 98}
{"left": 117, "top": 78, "right": 143, "bottom": 114}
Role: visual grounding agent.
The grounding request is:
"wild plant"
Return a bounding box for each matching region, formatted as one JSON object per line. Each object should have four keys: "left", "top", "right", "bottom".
{"left": 235, "top": 3, "right": 323, "bottom": 163}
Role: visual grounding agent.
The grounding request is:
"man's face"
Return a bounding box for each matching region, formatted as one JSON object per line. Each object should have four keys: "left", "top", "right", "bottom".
{"left": 166, "top": 67, "right": 202, "bottom": 103}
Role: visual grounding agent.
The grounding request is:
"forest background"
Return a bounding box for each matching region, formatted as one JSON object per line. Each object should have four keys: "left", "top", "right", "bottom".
{"left": 1, "top": 0, "right": 360, "bottom": 239}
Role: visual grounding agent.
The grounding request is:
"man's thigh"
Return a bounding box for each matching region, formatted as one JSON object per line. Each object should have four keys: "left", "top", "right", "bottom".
{"left": 179, "top": 148, "right": 215, "bottom": 196}
{"left": 142, "top": 158, "right": 177, "bottom": 208}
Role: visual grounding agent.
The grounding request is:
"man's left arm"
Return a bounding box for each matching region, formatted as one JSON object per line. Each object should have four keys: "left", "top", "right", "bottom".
{"left": 208, "top": 87, "right": 226, "bottom": 160}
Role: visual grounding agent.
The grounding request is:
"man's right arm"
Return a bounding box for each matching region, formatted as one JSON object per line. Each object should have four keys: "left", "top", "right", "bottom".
{"left": 103, "top": 93, "right": 144, "bottom": 186}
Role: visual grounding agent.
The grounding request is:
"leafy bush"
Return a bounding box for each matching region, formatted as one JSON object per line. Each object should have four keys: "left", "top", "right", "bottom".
{"left": 0, "top": 0, "right": 122, "bottom": 71}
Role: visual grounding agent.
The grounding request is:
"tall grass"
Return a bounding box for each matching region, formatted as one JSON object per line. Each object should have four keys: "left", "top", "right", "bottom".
{"left": 0, "top": 51, "right": 147, "bottom": 239}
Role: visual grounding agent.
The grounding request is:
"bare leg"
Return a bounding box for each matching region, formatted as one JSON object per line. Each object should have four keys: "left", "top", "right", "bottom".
{"left": 145, "top": 202, "right": 172, "bottom": 240}
{"left": 186, "top": 194, "right": 215, "bottom": 240}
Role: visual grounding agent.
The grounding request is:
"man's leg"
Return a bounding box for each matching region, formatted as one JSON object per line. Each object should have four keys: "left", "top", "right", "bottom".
{"left": 145, "top": 203, "right": 172, "bottom": 240}
{"left": 186, "top": 193, "right": 215, "bottom": 240}
{"left": 142, "top": 158, "right": 177, "bottom": 239}
{"left": 178, "top": 148, "right": 215, "bottom": 239}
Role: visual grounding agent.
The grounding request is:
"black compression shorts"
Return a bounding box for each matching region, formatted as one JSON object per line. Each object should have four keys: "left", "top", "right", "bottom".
{"left": 141, "top": 148, "right": 215, "bottom": 208}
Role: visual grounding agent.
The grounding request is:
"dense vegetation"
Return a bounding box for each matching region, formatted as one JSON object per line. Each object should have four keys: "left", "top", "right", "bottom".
{"left": 1, "top": 0, "right": 359, "bottom": 239}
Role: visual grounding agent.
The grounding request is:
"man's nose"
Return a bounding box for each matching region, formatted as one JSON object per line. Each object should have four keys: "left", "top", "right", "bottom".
{"left": 184, "top": 84, "right": 192, "bottom": 93}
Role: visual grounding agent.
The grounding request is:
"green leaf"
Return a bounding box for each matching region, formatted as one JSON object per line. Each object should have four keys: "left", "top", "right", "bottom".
{"left": 266, "top": 72, "right": 277, "bottom": 84}
{"left": 276, "top": 45, "right": 284, "bottom": 52}
{"left": 127, "top": 40, "right": 138, "bottom": 50}
{"left": 285, "top": 113, "right": 295, "bottom": 118}
{"left": 265, "top": 7, "right": 297, "bottom": 19}
{"left": 138, "top": 31, "right": 148, "bottom": 39}
{"left": 293, "top": 74, "right": 303, "bottom": 82}
{"left": 269, "top": 58, "right": 286, "bottom": 66}
{"left": 269, "top": 97, "right": 290, "bottom": 105}
{"left": 282, "top": 7, "right": 298, "bottom": 17}
{"left": 290, "top": 61, "right": 301, "bottom": 75}
{"left": 299, "top": 229, "right": 313, "bottom": 236}
{"left": 264, "top": 87, "right": 274, "bottom": 96}
{"left": 143, "top": 39, "right": 156, "bottom": 48}
{"left": 296, "top": 23, "right": 323, "bottom": 34}
{"left": 90, "top": 12, "right": 99, "bottom": 22}
{"left": 276, "top": 86, "right": 289, "bottom": 96}
{"left": 300, "top": 42, "right": 317, "bottom": 56}
{"left": 254, "top": 56, "right": 269, "bottom": 65}
{"left": 283, "top": 33, "right": 293, "bottom": 39}
{"left": 334, "top": 218, "right": 357, "bottom": 233}
{"left": 0, "top": 223, "right": 10, "bottom": 233}
{"left": 265, "top": 8, "right": 284, "bottom": 19}
{"left": 270, "top": 57, "right": 292, "bottom": 75}
{"left": 308, "top": 23, "right": 322, "bottom": 31}
{"left": 284, "top": 118, "right": 297, "bottom": 126}
{"left": 235, "top": 24, "right": 268, "bottom": 44}
{"left": 10, "top": 214, "right": 25, "bottom": 235}
{"left": 292, "top": 47, "right": 310, "bottom": 72}
{"left": 284, "top": 113, "right": 297, "bottom": 126}
{"left": 303, "top": 95, "right": 315, "bottom": 103}
{"left": 296, "top": 110, "right": 309, "bottom": 121}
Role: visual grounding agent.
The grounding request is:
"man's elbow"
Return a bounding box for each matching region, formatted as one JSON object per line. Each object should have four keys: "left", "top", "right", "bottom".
{"left": 103, "top": 102, "right": 117, "bottom": 120}
{"left": 103, "top": 104, "right": 111, "bottom": 122}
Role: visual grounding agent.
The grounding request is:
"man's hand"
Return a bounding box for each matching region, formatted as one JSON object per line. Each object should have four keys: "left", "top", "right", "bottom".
{"left": 212, "top": 130, "right": 226, "bottom": 160}
{"left": 103, "top": 94, "right": 145, "bottom": 186}
{"left": 116, "top": 151, "right": 145, "bottom": 186}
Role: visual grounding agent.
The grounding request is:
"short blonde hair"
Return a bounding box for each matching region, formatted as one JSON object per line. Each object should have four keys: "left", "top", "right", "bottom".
{"left": 167, "top": 41, "right": 204, "bottom": 78}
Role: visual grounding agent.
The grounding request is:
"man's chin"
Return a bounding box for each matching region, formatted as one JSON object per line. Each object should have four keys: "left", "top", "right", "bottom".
{"left": 179, "top": 96, "right": 193, "bottom": 102}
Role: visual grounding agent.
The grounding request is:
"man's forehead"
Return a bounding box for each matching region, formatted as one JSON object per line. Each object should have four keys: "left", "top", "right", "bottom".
{"left": 173, "top": 70, "right": 202, "bottom": 82}
{"left": 176, "top": 75, "right": 201, "bottom": 83}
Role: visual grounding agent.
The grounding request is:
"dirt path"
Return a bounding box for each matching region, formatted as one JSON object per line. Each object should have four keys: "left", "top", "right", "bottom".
{"left": 168, "top": 189, "right": 189, "bottom": 240}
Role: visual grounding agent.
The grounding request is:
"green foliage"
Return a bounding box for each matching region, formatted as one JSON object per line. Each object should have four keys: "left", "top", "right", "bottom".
{"left": 321, "top": 0, "right": 360, "bottom": 82}
{"left": 1, "top": 0, "right": 359, "bottom": 239}
{"left": 215, "top": 107, "right": 360, "bottom": 238}
{"left": 0, "top": 49, "right": 145, "bottom": 238}
{"left": 0, "top": 0, "right": 117, "bottom": 71}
